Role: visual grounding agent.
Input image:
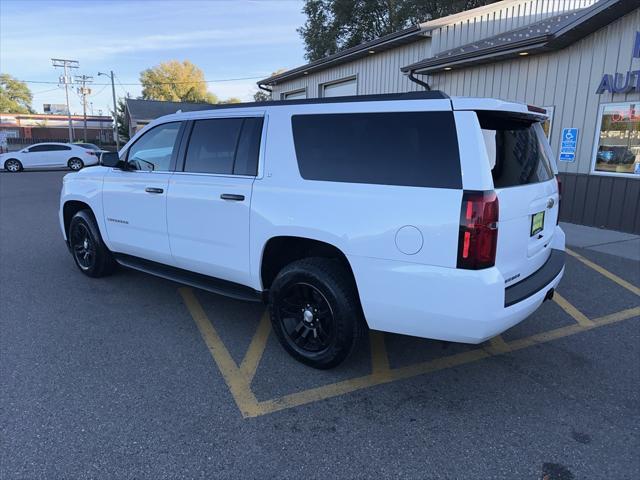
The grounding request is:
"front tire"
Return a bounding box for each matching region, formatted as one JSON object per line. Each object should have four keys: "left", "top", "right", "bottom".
{"left": 68, "top": 158, "right": 84, "bottom": 171}
{"left": 4, "top": 159, "right": 22, "bottom": 172}
{"left": 269, "top": 258, "right": 363, "bottom": 369}
{"left": 68, "top": 210, "right": 116, "bottom": 277}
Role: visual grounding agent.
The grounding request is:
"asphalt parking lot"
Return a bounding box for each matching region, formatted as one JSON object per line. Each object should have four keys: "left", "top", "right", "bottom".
{"left": 1, "top": 170, "right": 639, "bottom": 479}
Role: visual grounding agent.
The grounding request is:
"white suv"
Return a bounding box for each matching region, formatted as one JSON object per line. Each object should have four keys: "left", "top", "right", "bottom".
{"left": 59, "top": 92, "right": 565, "bottom": 368}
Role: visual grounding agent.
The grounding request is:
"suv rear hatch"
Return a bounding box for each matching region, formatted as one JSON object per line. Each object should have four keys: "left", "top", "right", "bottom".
{"left": 476, "top": 109, "right": 560, "bottom": 287}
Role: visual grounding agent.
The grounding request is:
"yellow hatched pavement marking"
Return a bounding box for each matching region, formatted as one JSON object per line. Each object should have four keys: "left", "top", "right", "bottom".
{"left": 369, "top": 330, "right": 390, "bottom": 375}
{"left": 239, "top": 312, "right": 272, "bottom": 383}
{"left": 181, "top": 286, "right": 640, "bottom": 419}
{"left": 487, "top": 335, "right": 511, "bottom": 354}
{"left": 553, "top": 292, "right": 594, "bottom": 327}
{"left": 567, "top": 248, "right": 640, "bottom": 296}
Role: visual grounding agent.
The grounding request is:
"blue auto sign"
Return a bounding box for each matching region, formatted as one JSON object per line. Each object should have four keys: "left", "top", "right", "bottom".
{"left": 559, "top": 128, "right": 579, "bottom": 162}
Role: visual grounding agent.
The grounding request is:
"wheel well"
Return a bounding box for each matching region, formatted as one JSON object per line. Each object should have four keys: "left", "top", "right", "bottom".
{"left": 261, "top": 236, "right": 357, "bottom": 291}
{"left": 63, "top": 201, "right": 91, "bottom": 236}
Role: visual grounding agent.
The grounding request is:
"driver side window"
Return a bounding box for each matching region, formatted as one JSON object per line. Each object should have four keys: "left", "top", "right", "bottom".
{"left": 126, "top": 122, "right": 181, "bottom": 172}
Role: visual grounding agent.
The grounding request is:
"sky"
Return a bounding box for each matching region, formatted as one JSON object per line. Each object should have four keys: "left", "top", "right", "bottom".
{"left": 0, "top": 0, "right": 307, "bottom": 115}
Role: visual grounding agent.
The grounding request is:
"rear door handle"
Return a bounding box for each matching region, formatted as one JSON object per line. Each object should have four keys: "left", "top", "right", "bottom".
{"left": 220, "top": 193, "right": 245, "bottom": 201}
{"left": 145, "top": 187, "right": 164, "bottom": 194}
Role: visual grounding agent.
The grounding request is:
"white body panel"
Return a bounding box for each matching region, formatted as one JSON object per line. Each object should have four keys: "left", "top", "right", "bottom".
{"left": 2, "top": 143, "right": 99, "bottom": 170}
{"left": 167, "top": 173, "right": 254, "bottom": 286}
{"left": 59, "top": 95, "right": 565, "bottom": 344}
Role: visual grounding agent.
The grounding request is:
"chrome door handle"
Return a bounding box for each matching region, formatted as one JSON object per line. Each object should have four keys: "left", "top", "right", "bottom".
{"left": 145, "top": 187, "right": 164, "bottom": 194}
{"left": 220, "top": 193, "right": 245, "bottom": 201}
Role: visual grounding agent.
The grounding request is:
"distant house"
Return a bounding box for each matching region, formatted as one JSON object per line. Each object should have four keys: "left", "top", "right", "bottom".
{"left": 124, "top": 98, "right": 214, "bottom": 137}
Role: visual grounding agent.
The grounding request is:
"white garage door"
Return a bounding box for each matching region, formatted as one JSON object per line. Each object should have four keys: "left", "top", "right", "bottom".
{"left": 322, "top": 78, "right": 357, "bottom": 97}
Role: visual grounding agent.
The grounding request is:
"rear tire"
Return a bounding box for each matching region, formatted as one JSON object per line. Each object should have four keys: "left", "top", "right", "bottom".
{"left": 4, "top": 159, "right": 22, "bottom": 172}
{"left": 68, "top": 210, "right": 116, "bottom": 277}
{"left": 68, "top": 158, "right": 84, "bottom": 171}
{"left": 269, "top": 257, "right": 363, "bottom": 369}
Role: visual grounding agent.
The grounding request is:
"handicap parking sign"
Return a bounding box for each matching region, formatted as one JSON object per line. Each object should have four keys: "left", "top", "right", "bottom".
{"left": 559, "top": 128, "right": 579, "bottom": 162}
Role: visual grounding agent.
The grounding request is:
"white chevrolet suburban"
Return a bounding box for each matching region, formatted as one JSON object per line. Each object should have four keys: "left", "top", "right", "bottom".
{"left": 59, "top": 91, "right": 565, "bottom": 368}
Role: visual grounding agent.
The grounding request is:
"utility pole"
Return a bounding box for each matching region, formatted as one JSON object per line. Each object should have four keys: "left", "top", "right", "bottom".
{"left": 98, "top": 70, "right": 119, "bottom": 149}
{"left": 51, "top": 58, "right": 79, "bottom": 143}
{"left": 75, "top": 74, "right": 93, "bottom": 142}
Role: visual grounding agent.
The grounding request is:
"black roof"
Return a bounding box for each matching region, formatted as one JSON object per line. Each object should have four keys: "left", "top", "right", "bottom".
{"left": 125, "top": 98, "right": 215, "bottom": 122}
{"left": 403, "top": 0, "right": 638, "bottom": 74}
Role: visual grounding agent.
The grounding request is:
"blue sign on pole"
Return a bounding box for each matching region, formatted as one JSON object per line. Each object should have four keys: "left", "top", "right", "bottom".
{"left": 559, "top": 128, "right": 579, "bottom": 162}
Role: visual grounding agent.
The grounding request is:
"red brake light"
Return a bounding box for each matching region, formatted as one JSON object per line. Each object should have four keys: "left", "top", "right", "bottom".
{"left": 457, "top": 190, "right": 499, "bottom": 270}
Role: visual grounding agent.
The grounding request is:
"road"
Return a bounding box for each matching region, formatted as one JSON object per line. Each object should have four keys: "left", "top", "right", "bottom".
{"left": 1, "top": 170, "right": 639, "bottom": 479}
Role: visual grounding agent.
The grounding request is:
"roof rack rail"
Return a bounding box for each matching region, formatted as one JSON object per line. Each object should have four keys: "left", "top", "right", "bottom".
{"left": 166, "top": 91, "right": 450, "bottom": 113}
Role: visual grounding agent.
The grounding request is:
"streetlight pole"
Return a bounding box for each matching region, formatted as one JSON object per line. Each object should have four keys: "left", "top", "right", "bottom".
{"left": 98, "top": 70, "right": 120, "bottom": 150}
{"left": 52, "top": 58, "right": 79, "bottom": 143}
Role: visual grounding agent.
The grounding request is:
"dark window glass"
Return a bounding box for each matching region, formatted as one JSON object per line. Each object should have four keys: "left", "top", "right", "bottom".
{"left": 477, "top": 111, "right": 554, "bottom": 188}
{"left": 29, "top": 145, "right": 54, "bottom": 152}
{"left": 184, "top": 117, "right": 262, "bottom": 176}
{"left": 234, "top": 118, "right": 263, "bottom": 176}
{"left": 127, "top": 122, "right": 181, "bottom": 172}
{"left": 291, "top": 112, "right": 461, "bottom": 188}
{"left": 50, "top": 145, "right": 71, "bottom": 151}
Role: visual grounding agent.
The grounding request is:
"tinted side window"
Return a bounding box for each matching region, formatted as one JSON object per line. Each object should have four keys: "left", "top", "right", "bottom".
{"left": 29, "top": 145, "right": 52, "bottom": 152}
{"left": 291, "top": 112, "right": 461, "bottom": 188}
{"left": 127, "top": 122, "right": 181, "bottom": 172}
{"left": 183, "top": 117, "right": 263, "bottom": 176}
{"left": 234, "top": 118, "right": 263, "bottom": 176}
{"left": 50, "top": 145, "right": 71, "bottom": 151}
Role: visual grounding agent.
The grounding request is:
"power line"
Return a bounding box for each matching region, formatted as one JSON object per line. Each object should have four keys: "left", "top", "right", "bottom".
{"left": 16, "top": 75, "right": 266, "bottom": 86}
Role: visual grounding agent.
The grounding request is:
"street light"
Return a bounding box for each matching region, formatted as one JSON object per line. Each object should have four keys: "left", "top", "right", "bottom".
{"left": 98, "top": 71, "right": 120, "bottom": 150}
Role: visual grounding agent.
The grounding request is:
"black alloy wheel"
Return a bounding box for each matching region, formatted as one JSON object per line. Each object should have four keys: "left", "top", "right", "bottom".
{"left": 278, "top": 282, "right": 335, "bottom": 353}
{"left": 269, "top": 258, "right": 363, "bottom": 369}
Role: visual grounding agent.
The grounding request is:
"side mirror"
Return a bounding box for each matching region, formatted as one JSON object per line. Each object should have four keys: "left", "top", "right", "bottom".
{"left": 100, "top": 151, "right": 124, "bottom": 168}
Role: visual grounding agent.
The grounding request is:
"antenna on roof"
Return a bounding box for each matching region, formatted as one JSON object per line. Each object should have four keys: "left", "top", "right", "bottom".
{"left": 176, "top": 109, "right": 182, "bottom": 113}
{"left": 407, "top": 71, "right": 431, "bottom": 91}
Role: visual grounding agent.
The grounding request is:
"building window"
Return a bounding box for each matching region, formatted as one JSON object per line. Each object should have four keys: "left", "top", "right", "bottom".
{"left": 592, "top": 103, "right": 640, "bottom": 176}
{"left": 542, "top": 106, "right": 554, "bottom": 139}
{"left": 281, "top": 88, "right": 306, "bottom": 100}
{"left": 320, "top": 77, "right": 357, "bottom": 98}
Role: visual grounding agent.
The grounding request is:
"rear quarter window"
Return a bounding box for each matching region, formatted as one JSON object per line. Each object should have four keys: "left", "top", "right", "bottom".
{"left": 291, "top": 111, "right": 461, "bottom": 189}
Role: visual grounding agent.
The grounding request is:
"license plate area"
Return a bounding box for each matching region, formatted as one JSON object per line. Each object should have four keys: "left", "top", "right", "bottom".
{"left": 531, "top": 211, "right": 545, "bottom": 237}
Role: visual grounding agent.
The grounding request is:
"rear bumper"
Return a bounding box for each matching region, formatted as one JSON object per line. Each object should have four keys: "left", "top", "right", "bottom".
{"left": 505, "top": 249, "right": 565, "bottom": 307}
{"left": 348, "top": 238, "right": 565, "bottom": 344}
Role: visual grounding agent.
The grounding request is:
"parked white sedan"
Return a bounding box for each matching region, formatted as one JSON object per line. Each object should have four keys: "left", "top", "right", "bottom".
{"left": 1, "top": 143, "right": 100, "bottom": 172}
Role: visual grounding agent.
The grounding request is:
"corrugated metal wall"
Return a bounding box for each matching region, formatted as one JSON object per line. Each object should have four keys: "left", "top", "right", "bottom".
{"left": 271, "top": 0, "right": 598, "bottom": 99}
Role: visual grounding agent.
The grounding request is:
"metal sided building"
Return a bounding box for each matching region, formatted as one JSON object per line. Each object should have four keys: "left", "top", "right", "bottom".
{"left": 259, "top": 0, "right": 640, "bottom": 233}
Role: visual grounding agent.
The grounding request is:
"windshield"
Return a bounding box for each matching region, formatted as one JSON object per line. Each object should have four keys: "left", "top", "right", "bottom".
{"left": 77, "top": 143, "right": 100, "bottom": 150}
{"left": 478, "top": 111, "right": 554, "bottom": 188}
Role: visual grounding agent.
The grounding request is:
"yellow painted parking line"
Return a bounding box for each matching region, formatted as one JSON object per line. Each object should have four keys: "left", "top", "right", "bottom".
{"left": 369, "top": 330, "right": 390, "bottom": 375}
{"left": 181, "top": 286, "right": 639, "bottom": 419}
{"left": 567, "top": 248, "right": 640, "bottom": 296}
{"left": 553, "top": 292, "right": 594, "bottom": 327}
{"left": 239, "top": 312, "right": 272, "bottom": 384}
{"left": 487, "top": 335, "right": 511, "bottom": 353}
{"left": 178, "top": 288, "right": 261, "bottom": 418}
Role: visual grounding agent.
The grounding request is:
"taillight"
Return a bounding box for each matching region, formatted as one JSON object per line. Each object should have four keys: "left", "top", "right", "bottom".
{"left": 556, "top": 175, "right": 562, "bottom": 225}
{"left": 457, "top": 190, "right": 499, "bottom": 270}
{"left": 87, "top": 151, "right": 96, "bottom": 156}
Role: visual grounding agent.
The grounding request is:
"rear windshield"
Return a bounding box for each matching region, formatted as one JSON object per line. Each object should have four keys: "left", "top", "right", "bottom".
{"left": 291, "top": 111, "right": 462, "bottom": 189}
{"left": 477, "top": 111, "right": 554, "bottom": 188}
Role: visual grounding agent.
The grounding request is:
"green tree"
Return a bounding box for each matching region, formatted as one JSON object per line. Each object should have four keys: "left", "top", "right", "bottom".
{"left": 0, "top": 74, "right": 33, "bottom": 113}
{"left": 298, "top": 0, "right": 499, "bottom": 61}
{"left": 115, "top": 98, "right": 129, "bottom": 142}
{"left": 218, "top": 97, "right": 242, "bottom": 104}
{"left": 253, "top": 90, "right": 271, "bottom": 102}
{"left": 140, "top": 60, "right": 217, "bottom": 103}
